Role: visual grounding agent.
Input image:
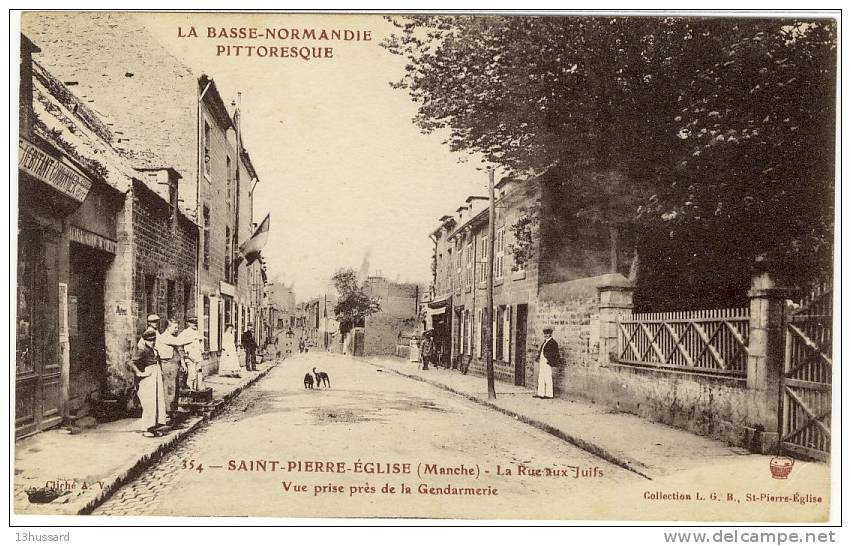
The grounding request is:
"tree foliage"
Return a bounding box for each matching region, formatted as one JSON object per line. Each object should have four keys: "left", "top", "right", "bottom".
{"left": 332, "top": 268, "right": 381, "bottom": 335}
{"left": 383, "top": 16, "right": 836, "bottom": 301}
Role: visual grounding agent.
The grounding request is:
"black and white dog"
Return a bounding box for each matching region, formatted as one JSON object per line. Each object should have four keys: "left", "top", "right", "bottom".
{"left": 312, "top": 367, "right": 331, "bottom": 389}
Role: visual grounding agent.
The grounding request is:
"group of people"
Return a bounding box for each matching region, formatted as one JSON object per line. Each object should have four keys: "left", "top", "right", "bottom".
{"left": 128, "top": 313, "right": 258, "bottom": 438}
{"left": 409, "top": 331, "right": 442, "bottom": 370}
{"left": 408, "top": 326, "right": 562, "bottom": 400}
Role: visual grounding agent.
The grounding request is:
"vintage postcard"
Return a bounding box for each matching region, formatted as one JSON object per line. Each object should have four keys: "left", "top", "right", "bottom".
{"left": 12, "top": 10, "right": 838, "bottom": 523}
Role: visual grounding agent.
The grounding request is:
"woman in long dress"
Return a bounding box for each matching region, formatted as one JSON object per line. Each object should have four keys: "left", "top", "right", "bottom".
{"left": 409, "top": 336, "right": 420, "bottom": 363}
{"left": 131, "top": 329, "right": 167, "bottom": 436}
{"left": 219, "top": 324, "right": 241, "bottom": 377}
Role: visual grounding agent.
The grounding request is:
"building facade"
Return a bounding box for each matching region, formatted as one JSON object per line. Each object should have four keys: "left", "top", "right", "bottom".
{"left": 430, "top": 171, "right": 632, "bottom": 389}
{"left": 24, "top": 13, "right": 266, "bottom": 378}
{"left": 361, "top": 277, "right": 420, "bottom": 356}
{"left": 17, "top": 36, "right": 199, "bottom": 437}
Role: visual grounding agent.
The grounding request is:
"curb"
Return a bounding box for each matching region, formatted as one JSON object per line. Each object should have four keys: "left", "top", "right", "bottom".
{"left": 363, "top": 358, "right": 653, "bottom": 481}
{"left": 75, "top": 361, "right": 279, "bottom": 515}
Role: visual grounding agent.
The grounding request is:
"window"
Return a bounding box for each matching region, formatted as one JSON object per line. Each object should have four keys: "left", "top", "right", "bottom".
{"left": 203, "top": 120, "right": 212, "bottom": 179}
{"left": 145, "top": 275, "right": 156, "bottom": 321}
{"left": 202, "top": 295, "right": 210, "bottom": 352}
{"left": 477, "top": 308, "right": 485, "bottom": 358}
{"left": 226, "top": 155, "right": 232, "bottom": 208}
{"left": 202, "top": 205, "right": 210, "bottom": 269}
{"left": 183, "top": 282, "right": 192, "bottom": 324}
{"left": 459, "top": 309, "right": 465, "bottom": 355}
{"left": 456, "top": 241, "right": 462, "bottom": 289}
{"left": 446, "top": 248, "right": 453, "bottom": 289}
{"left": 465, "top": 310, "right": 472, "bottom": 355}
{"left": 465, "top": 242, "right": 473, "bottom": 287}
{"left": 225, "top": 226, "right": 232, "bottom": 282}
{"left": 478, "top": 235, "right": 489, "bottom": 283}
{"left": 224, "top": 296, "right": 232, "bottom": 330}
{"left": 496, "top": 227, "right": 506, "bottom": 279}
{"left": 495, "top": 306, "right": 504, "bottom": 360}
{"left": 166, "top": 280, "right": 175, "bottom": 321}
{"left": 503, "top": 306, "right": 512, "bottom": 363}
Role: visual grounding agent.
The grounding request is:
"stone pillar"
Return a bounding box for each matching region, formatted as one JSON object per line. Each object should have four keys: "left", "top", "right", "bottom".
{"left": 746, "top": 271, "right": 790, "bottom": 453}
{"left": 596, "top": 274, "right": 635, "bottom": 365}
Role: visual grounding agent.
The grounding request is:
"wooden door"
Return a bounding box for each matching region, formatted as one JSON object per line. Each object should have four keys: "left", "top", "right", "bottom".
{"left": 514, "top": 305, "right": 528, "bottom": 386}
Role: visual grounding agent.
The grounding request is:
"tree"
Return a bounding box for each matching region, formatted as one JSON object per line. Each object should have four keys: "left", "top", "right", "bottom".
{"left": 384, "top": 16, "right": 836, "bottom": 306}
{"left": 331, "top": 268, "right": 381, "bottom": 336}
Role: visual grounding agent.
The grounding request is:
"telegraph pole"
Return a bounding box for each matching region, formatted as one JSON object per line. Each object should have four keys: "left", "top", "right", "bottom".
{"left": 485, "top": 168, "right": 497, "bottom": 399}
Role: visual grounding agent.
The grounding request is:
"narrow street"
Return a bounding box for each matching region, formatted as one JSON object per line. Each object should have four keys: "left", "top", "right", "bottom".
{"left": 93, "top": 352, "right": 641, "bottom": 519}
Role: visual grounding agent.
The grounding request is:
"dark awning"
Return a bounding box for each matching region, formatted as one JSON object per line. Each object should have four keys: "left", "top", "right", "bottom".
{"left": 427, "top": 295, "right": 452, "bottom": 311}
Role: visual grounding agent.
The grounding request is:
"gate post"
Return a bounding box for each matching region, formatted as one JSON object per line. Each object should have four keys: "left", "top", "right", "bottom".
{"left": 746, "top": 270, "right": 790, "bottom": 454}
{"left": 597, "top": 274, "right": 634, "bottom": 365}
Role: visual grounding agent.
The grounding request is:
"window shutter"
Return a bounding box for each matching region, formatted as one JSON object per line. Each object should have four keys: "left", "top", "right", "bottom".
{"left": 492, "top": 308, "right": 497, "bottom": 355}
{"left": 209, "top": 295, "right": 219, "bottom": 351}
{"left": 504, "top": 307, "right": 511, "bottom": 363}
{"left": 477, "top": 310, "right": 483, "bottom": 358}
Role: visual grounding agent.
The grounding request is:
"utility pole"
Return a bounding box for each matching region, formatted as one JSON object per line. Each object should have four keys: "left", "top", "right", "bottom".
{"left": 485, "top": 168, "right": 497, "bottom": 399}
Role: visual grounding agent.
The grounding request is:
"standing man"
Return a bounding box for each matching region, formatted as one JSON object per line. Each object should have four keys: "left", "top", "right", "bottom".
{"left": 242, "top": 323, "right": 258, "bottom": 371}
{"left": 145, "top": 314, "right": 160, "bottom": 338}
{"left": 157, "top": 319, "right": 186, "bottom": 418}
{"left": 421, "top": 332, "right": 434, "bottom": 370}
{"left": 535, "top": 327, "right": 561, "bottom": 399}
{"left": 180, "top": 315, "right": 206, "bottom": 390}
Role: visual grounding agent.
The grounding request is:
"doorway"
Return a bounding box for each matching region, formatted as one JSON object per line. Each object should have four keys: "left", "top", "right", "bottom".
{"left": 69, "top": 242, "right": 112, "bottom": 408}
{"left": 514, "top": 304, "right": 528, "bottom": 386}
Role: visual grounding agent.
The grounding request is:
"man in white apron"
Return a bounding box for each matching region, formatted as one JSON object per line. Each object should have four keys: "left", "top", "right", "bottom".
{"left": 535, "top": 327, "right": 560, "bottom": 399}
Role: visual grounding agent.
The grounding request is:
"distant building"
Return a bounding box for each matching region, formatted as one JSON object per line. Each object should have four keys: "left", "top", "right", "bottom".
{"left": 360, "top": 276, "right": 421, "bottom": 356}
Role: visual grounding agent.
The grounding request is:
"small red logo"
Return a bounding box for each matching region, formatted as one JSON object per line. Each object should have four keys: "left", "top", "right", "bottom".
{"left": 769, "top": 456, "right": 795, "bottom": 479}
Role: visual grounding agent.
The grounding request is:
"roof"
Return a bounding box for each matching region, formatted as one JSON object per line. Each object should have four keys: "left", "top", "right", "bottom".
{"left": 240, "top": 149, "right": 258, "bottom": 180}
{"left": 199, "top": 75, "right": 234, "bottom": 131}
{"left": 21, "top": 34, "right": 40, "bottom": 55}
{"left": 135, "top": 166, "right": 183, "bottom": 179}
{"left": 465, "top": 195, "right": 488, "bottom": 203}
{"left": 31, "top": 61, "right": 135, "bottom": 193}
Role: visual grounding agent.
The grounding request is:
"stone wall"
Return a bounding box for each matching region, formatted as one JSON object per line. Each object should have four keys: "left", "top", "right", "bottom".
{"left": 563, "top": 364, "right": 759, "bottom": 447}
{"left": 131, "top": 179, "right": 197, "bottom": 356}
{"left": 364, "top": 314, "right": 416, "bottom": 356}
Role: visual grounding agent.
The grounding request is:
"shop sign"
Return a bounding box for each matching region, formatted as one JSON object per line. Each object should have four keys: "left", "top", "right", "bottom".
{"left": 19, "top": 137, "right": 92, "bottom": 202}
{"left": 69, "top": 225, "right": 118, "bottom": 254}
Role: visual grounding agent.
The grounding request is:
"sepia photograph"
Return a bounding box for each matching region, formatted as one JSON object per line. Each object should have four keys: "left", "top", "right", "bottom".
{"left": 10, "top": 8, "right": 839, "bottom": 526}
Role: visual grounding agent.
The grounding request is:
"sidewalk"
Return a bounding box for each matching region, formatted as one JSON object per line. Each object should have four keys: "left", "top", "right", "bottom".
{"left": 14, "top": 360, "right": 279, "bottom": 516}
{"left": 363, "top": 356, "right": 762, "bottom": 480}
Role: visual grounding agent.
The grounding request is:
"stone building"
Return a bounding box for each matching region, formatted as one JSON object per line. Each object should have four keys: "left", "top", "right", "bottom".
{"left": 430, "top": 170, "right": 632, "bottom": 388}
{"left": 16, "top": 35, "right": 198, "bottom": 437}
{"left": 23, "top": 12, "right": 265, "bottom": 377}
{"left": 361, "top": 277, "right": 421, "bottom": 356}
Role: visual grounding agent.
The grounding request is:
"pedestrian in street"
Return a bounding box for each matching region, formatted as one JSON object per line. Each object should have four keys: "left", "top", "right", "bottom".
{"left": 179, "top": 315, "right": 206, "bottom": 390}
{"left": 219, "top": 324, "right": 241, "bottom": 378}
{"left": 420, "top": 333, "right": 434, "bottom": 370}
{"left": 535, "top": 327, "right": 561, "bottom": 399}
{"left": 298, "top": 338, "right": 305, "bottom": 353}
{"left": 409, "top": 336, "right": 420, "bottom": 363}
{"left": 242, "top": 323, "right": 258, "bottom": 371}
{"left": 158, "top": 319, "right": 187, "bottom": 418}
{"left": 130, "top": 328, "right": 167, "bottom": 437}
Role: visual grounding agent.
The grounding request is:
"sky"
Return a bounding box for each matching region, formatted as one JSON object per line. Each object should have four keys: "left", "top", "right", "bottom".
{"left": 142, "top": 13, "right": 490, "bottom": 301}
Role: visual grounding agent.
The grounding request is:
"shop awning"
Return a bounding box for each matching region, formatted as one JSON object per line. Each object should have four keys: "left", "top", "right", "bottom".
{"left": 427, "top": 295, "right": 451, "bottom": 314}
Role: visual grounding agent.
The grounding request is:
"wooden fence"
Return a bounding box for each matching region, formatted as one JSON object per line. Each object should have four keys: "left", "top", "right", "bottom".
{"left": 617, "top": 308, "right": 750, "bottom": 375}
